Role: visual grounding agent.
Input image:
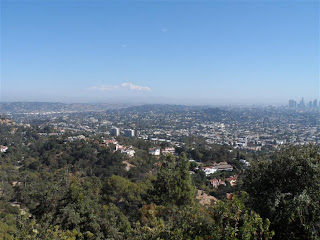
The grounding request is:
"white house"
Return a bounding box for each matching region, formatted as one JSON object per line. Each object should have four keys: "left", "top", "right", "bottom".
{"left": 1, "top": 146, "right": 8, "bottom": 153}
{"left": 216, "top": 163, "right": 233, "bottom": 172}
{"left": 149, "top": 148, "right": 161, "bottom": 156}
{"left": 161, "top": 147, "right": 175, "bottom": 155}
{"left": 240, "top": 159, "right": 250, "bottom": 167}
{"left": 121, "top": 149, "right": 135, "bottom": 157}
{"left": 202, "top": 166, "right": 218, "bottom": 176}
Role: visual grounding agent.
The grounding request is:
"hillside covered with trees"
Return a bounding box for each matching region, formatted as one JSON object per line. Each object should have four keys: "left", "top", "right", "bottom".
{"left": 0, "top": 121, "right": 319, "bottom": 239}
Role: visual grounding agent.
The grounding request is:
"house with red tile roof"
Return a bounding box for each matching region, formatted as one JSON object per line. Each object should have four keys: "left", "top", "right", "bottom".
{"left": 0, "top": 146, "right": 8, "bottom": 153}
{"left": 210, "top": 178, "right": 226, "bottom": 188}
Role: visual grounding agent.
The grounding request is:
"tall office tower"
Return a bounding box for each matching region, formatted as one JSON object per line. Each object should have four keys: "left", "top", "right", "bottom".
{"left": 110, "top": 127, "right": 120, "bottom": 136}
{"left": 124, "top": 129, "right": 135, "bottom": 137}
{"left": 299, "top": 97, "right": 305, "bottom": 108}
{"left": 313, "top": 99, "right": 318, "bottom": 108}
{"left": 289, "top": 100, "right": 293, "bottom": 108}
{"left": 308, "top": 101, "right": 313, "bottom": 108}
{"left": 289, "top": 100, "right": 297, "bottom": 108}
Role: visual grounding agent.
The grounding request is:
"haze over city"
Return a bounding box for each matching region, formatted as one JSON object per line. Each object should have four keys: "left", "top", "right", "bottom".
{"left": 1, "top": 0, "right": 319, "bottom": 105}
{"left": 1, "top": 1, "right": 320, "bottom": 239}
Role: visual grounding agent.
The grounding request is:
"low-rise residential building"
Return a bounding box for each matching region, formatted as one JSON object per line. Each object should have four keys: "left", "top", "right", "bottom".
{"left": 67, "top": 135, "right": 86, "bottom": 141}
{"left": 240, "top": 159, "right": 250, "bottom": 167}
{"left": 115, "top": 144, "right": 126, "bottom": 151}
{"left": 104, "top": 139, "right": 118, "bottom": 145}
{"left": 1, "top": 146, "right": 8, "bottom": 153}
{"left": 161, "top": 147, "right": 175, "bottom": 155}
{"left": 202, "top": 166, "right": 218, "bottom": 176}
{"left": 149, "top": 147, "right": 161, "bottom": 156}
{"left": 201, "top": 162, "right": 234, "bottom": 175}
{"left": 215, "top": 162, "right": 233, "bottom": 171}
{"left": 121, "top": 149, "right": 135, "bottom": 157}
{"left": 226, "top": 175, "right": 238, "bottom": 186}
{"left": 210, "top": 178, "right": 226, "bottom": 188}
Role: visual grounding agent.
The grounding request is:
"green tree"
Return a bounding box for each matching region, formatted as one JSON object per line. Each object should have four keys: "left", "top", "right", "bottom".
{"left": 150, "top": 154, "right": 196, "bottom": 206}
{"left": 103, "top": 175, "right": 147, "bottom": 221}
{"left": 133, "top": 203, "right": 218, "bottom": 240}
{"left": 242, "top": 145, "right": 320, "bottom": 240}
{"left": 0, "top": 214, "right": 16, "bottom": 240}
{"left": 210, "top": 193, "right": 274, "bottom": 240}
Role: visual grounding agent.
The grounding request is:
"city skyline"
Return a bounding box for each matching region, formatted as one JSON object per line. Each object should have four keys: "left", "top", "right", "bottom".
{"left": 1, "top": 0, "right": 319, "bottom": 104}
{"left": 288, "top": 97, "right": 319, "bottom": 109}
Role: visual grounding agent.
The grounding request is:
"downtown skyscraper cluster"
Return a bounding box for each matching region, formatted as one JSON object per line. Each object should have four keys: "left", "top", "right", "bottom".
{"left": 288, "top": 98, "right": 319, "bottom": 109}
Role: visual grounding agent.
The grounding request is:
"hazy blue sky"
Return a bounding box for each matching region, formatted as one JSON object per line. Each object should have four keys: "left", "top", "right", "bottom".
{"left": 1, "top": 0, "right": 319, "bottom": 105}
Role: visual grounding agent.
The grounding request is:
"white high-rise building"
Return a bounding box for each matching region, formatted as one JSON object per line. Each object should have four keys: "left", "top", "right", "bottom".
{"left": 110, "top": 127, "right": 120, "bottom": 136}
{"left": 124, "top": 129, "right": 135, "bottom": 137}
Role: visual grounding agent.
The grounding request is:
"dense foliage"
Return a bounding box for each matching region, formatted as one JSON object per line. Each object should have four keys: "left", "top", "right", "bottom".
{"left": 242, "top": 145, "right": 320, "bottom": 240}
{"left": 0, "top": 122, "right": 319, "bottom": 239}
